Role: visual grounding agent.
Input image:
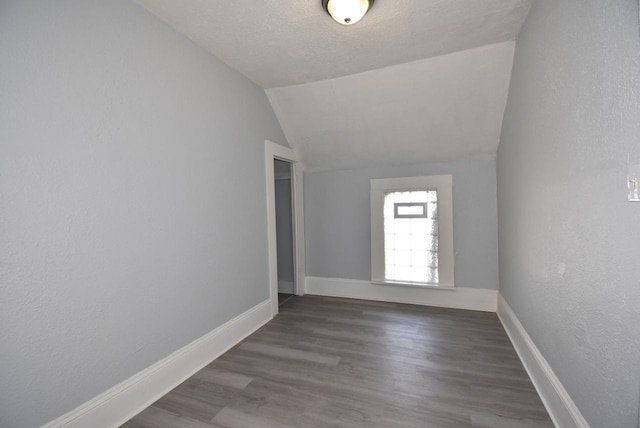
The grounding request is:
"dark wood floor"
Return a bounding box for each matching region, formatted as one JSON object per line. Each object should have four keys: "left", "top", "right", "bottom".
{"left": 278, "top": 293, "right": 294, "bottom": 306}
{"left": 121, "top": 296, "right": 553, "bottom": 428}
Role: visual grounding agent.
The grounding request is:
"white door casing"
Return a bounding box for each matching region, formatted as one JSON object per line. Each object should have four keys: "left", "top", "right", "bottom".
{"left": 265, "top": 140, "right": 305, "bottom": 316}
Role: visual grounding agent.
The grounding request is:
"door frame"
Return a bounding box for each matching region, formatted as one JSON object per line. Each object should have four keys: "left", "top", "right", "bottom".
{"left": 265, "top": 140, "right": 305, "bottom": 317}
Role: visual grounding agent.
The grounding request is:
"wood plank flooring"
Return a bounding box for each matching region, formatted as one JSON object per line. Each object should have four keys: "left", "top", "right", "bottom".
{"left": 121, "top": 296, "right": 553, "bottom": 428}
{"left": 278, "top": 293, "right": 295, "bottom": 306}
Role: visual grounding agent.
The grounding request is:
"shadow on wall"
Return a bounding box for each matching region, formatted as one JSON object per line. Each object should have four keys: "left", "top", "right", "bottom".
{"left": 275, "top": 160, "right": 295, "bottom": 294}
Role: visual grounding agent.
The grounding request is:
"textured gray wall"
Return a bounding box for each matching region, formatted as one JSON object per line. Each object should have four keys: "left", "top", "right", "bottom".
{"left": 0, "top": 1, "right": 287, "bottom": 427}
{"left": 305, "top": 160, "right": 499, "bottom": 290}
{"left": 497, "top": 0, "right": 640, "bottom": 426}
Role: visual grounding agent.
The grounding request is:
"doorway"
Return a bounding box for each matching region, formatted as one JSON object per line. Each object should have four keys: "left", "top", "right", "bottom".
{"left": 274, "top": 159, "right": 295, "bottom": 306}
{"left": 265, "top": 140, "right": 305, "bottom": 317}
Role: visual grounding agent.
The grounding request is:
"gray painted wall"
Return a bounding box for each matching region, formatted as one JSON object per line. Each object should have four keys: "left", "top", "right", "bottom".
{"left": 305, "top": 159, "right": 499, "bottom": 290}
{"left": 497, "top": 1, "right": 640, "bottom": 426}
{"left": 0, "top": 1, "right": 287, "bottom": 427}
{"left": 275, "top": 176, "right": 295, "bottom": 291}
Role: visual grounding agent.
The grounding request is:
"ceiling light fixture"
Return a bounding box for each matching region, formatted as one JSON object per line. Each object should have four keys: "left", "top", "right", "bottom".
{"left": 322, "top": 0, "right": 374, "bottom": 26}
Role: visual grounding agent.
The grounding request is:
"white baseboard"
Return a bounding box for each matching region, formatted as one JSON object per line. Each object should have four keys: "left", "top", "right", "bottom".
{"left": 42, "top": 299, "right": 272, "bottom": 428}
{"left": 497, "top": 294, "right": 590, "bottom": 428}
{"left": 305, "top": 276, "right": 497, "bottom": 312}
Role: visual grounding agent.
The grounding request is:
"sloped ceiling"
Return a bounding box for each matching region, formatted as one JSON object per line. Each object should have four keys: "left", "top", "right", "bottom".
{"left": 136, "top": 0, "right": 531, "bottom": 89}
{"left": 267, "top": 42, "right": 516, "bottom": 171}
{"left": 136, "top": 1, "right": 531, "bottom": 171}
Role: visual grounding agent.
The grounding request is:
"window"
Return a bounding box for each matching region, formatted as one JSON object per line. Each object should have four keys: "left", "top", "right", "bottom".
{"left": 370, "top": 175, "right": 454, "bottom": 288}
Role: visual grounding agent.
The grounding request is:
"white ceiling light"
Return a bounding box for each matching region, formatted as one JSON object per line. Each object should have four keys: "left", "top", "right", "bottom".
{"left": 322, "top": 0, "right": 375, "bottom": 26}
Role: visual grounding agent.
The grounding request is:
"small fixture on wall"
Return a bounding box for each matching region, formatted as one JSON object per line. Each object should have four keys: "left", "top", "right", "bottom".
{"left": 322, "top": 0, "right": 374, "bottom": 26}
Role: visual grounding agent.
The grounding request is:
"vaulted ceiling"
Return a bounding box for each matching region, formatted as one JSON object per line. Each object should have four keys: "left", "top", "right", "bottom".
{"left": 267, "top": 42, "right": 515, "bottom": 171}
{"left": 136, "top": 0, "right": 532, "bottom": 170}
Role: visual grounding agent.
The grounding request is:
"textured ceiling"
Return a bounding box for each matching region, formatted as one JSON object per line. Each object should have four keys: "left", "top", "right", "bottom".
{"left": 266, "top": 42, "right": 516, "bottom": 171}
{"left": 136, "top": 1, "right": 531, "bottom": 171}
{"left": 136, "top": 0, "right": 531, "bottom": 88}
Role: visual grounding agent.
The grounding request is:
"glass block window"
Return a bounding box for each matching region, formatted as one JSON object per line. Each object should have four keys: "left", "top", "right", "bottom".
{"left": 383, "top": 190, "right": 438, "bottom": 284}
{"left": 371, "top": 175, "right": 453, "bottom": 287}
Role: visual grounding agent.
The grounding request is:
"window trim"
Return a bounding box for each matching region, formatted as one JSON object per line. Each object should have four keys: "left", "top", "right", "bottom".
{"left": 394, "top": 202, "right": 429, "bottom": 219}
{"left": 370, "top": 175, "right": 455, "bottom": 288}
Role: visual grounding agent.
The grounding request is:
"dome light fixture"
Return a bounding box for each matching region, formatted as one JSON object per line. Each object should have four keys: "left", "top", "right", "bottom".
{"left": 322, "top": 0, "right": 375, "bottom": 26}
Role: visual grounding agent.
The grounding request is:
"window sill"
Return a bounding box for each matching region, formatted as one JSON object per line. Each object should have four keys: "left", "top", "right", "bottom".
{"left": 371, "top": 280, "right": 456, "bottom": 291}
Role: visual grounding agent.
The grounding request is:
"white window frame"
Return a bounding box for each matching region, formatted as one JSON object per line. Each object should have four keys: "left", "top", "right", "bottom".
{"left": 370, "top": 175, "right": 455, "bottom": 289}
